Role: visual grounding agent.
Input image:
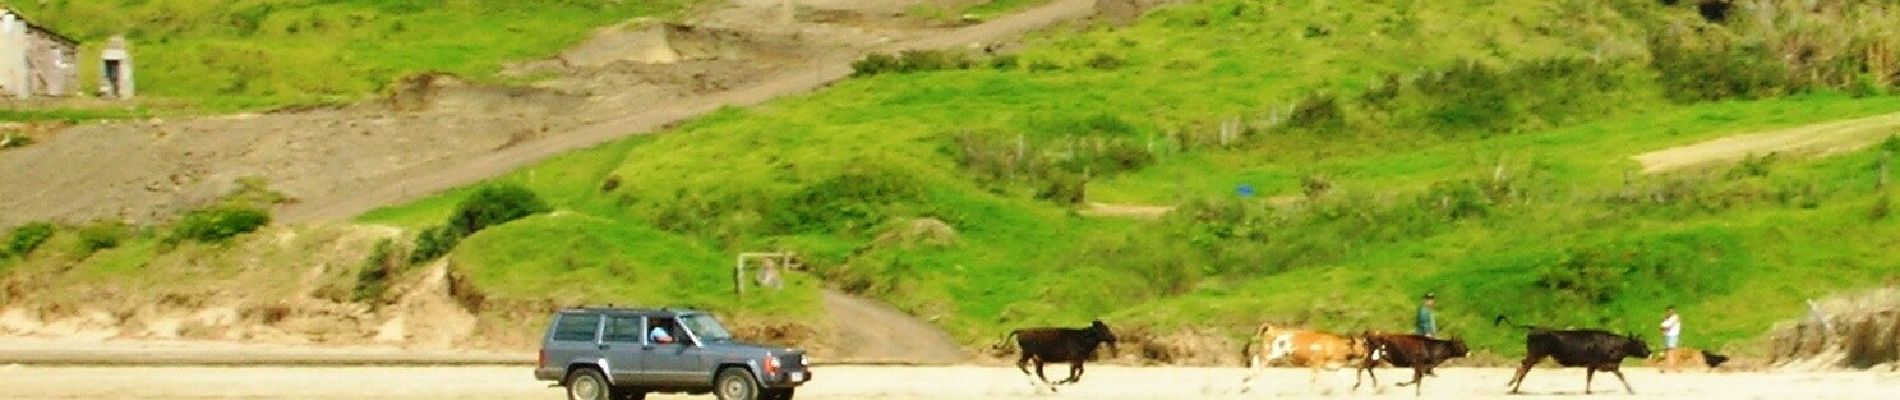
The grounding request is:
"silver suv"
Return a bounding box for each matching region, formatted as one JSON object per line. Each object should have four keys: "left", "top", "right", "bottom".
{"left": 534, "top": 308, "right": 811, "bottom": 400}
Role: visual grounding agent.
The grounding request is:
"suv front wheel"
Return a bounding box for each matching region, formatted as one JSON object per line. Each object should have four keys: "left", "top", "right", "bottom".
{"left": 565, "top": 368, "right": 614, "bottom": 400}
{"left": 714, "top": 367, "right": 761, "bottom": 400}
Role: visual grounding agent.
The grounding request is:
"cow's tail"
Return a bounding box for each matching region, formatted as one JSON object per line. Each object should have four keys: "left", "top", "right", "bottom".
{"left": 991, "top": 330, "right": 1021, "bottom": 354}
{"left": 1492, "top": 315, "right": 1537, "bottom": 330}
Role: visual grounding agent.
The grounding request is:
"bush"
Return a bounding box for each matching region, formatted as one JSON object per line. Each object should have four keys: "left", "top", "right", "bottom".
{"left": 850, "top": 50, "right": 980, "bottom": 76}
{"left": 851, "top": 53, "right": 901, "bottom": 77}
{"left": 354, "top": 239, "right": 398, "bottom": 304}
{"left": 408, "top": 224, "right": 460, "bottom": 264}
{"left": 448, "top": 184, "right": 550, "bottom": 237}
{"left": 1650, "top": 36, "right": 1796, "bottom": 102}
{"left": 3, "top": 222, "right": 56, "bottom": 257}
{"left": 166, "top": 206, "right": 271, "bottom": 244}
{"left": 1084, "top": 53, "right": 1126, "bottom": 70}
{"left": 74, "top": 221, "right": 131, "bottom": 255}
{"left": 1037, "top": 172, "right": 1087, "bottom": 204}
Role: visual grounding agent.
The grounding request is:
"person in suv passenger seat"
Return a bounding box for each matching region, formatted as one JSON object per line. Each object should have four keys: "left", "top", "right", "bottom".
{"left": 649, "top": 323, "right": 675, "bottom": 344}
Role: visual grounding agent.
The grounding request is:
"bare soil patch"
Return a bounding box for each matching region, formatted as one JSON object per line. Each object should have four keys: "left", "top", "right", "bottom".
{"left": 1633, "top": 111, "right": 1900, "bottom": 174}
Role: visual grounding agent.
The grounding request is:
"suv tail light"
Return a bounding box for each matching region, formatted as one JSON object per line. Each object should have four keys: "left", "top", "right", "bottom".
{"left": 763, "top": 355, "right": 781, "bottom": 376}
{"left": 538, "top": 349, "right": 547, "bottom": 369}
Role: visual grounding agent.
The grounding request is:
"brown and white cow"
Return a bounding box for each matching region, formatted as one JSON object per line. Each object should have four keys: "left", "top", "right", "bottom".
{"left": 1239, "top": 323, "right": 1368, "bottom": 392}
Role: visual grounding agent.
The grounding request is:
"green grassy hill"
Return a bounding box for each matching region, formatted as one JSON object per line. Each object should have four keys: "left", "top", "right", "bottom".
{"left": 2, "top": 0, "right": 695, "bottom": 110}
{"left": 344, "top": 0, "right": 1900, "bottom": 356}
{"left": 8, "top": 0, "right": 1900, "bottom": 359}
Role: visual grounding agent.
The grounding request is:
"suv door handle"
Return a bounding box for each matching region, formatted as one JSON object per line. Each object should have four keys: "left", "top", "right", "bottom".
{"left": 598, "top": 344, "right": 610, "bottom": 350}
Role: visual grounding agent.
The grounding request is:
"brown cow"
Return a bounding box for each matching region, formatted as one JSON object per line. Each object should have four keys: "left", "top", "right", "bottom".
{"left": 1239, "top": 323, "right": 1368, "bottom": 393}
{"left": 1354, "top": 332, "right": 1469, "bottom": 396}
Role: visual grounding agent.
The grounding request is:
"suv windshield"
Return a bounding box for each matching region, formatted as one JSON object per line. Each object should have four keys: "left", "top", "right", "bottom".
{"left": 679, "top": 314, "right": 732, "bottom": 342}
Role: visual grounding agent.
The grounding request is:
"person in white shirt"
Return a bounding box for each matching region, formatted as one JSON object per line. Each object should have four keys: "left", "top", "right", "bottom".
{"left": 649, "top": 325, "right": 675, "bottom": 344}
{"left": 1659, "top": 305, "right": 1682, "bottom": 372}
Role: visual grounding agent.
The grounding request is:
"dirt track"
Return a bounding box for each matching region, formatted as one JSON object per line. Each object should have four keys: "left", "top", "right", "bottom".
{"left": 820, "top": 290, "right": 967, "bottom": 363}
{"left": 2, "top": 365, "right": 1895, "bottom": 399}
{"left": 273, "top": 0, "right": 1098, "bottom": 223}
{"left": 1634, "top": 111, "right": 1900, "bottom": 174}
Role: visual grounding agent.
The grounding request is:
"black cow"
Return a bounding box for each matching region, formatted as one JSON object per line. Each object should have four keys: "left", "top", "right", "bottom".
{"left": 994, "top": 320, "right": 1118, "bottom": 389}
{"left": 1354, "top": 333, "right": 1469, "bottom": 396}
{"left": 1495, "top": 315, "right": 1653, "bottom": 395}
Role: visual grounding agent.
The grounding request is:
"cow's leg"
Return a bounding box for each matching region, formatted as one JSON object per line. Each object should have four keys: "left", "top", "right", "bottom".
{"left": 1016, "top": 355, "right": 1036, "bottom": 381}
{"left": 1354, "top": 362, "right": 1378, "bottom": 391}
{"left": 1060, "top": 361, "right": 1084, "bottom": 385}
{"left": 1507, "top": 355, "right": 1542, "bottom": 394}
{"left": 1411, "top": 366, "right": 1425, "bottom": 396}
{"left": 1609, "top": 367, "right": 1636, "bottom": 395}
{"left": 1584, "top": 366, "right": 1596, "bottom": 395}
{"left": 1034, "top": 360, "right": 1052, "bottom": 385}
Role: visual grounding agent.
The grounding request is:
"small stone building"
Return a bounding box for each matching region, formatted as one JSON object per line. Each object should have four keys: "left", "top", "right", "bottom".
{"left": 0, "top": 8, "right": 80, "bottom": 98}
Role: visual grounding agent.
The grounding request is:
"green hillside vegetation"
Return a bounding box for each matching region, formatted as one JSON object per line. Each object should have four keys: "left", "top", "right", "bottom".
{"left": 2, "top": 0, "right": 695, "bottom": 110}
{"left": 344, "top": 0, "right": 1900, "bottom": 357}
{"left": 7, "top": 0, "right": 1900, "bottom": 359}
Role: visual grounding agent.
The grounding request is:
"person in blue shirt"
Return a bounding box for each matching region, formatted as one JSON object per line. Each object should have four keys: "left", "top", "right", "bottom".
{"left": 1416, "top": 292, "right": 1438, "bottom": 338}
{"left": 649, "top": 324, "right": 675, "bottom": 344}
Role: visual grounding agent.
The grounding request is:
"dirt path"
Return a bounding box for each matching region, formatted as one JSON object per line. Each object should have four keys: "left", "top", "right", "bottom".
{"left": 1633, "top": 111, "right": 1900, "bottom": 174}
{"left": 820, "top": 289, "right": 967, "bottom": 364}
{"left": 3, "top": 365, "right": 1896, "bottom": 399}
{"left": 1080, "top": 202, "right": 1177, "bottom": 219}
{"left": 275, "top": 0, "right": 1099, "bottom": 223}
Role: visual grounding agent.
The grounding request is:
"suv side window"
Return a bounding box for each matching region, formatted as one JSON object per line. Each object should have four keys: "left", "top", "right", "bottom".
{"left": 552, "top": 313, "right": 602, "bottom": 342}
{"left": 603, "top": 316, "right": 644, "bottom": 343}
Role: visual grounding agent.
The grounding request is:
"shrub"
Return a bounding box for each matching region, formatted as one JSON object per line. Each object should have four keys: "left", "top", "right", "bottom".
{"left": 851, "top": 53, "right": 901, "bottom": 77}
{"left": 897, "top": 49, "right": 972, "bottom": 72}
{"left": 1728, "top": 152, "right": 1779, "bottom": 179}
{"left": 1037, "top": 172, "right": 1087, "bottom": 204}
{"left": 850, "top": 50, "right": 979, "bottom": 76}
{"left": 408, "top": 224, "right": 459, "bottom": 264}
{"left": 1650, "top": 36, "right": 1795, "bottom": 102}
{"left": 354, "top": 239, "right": 398, "bottom": 304}
{"left": 448, "top": 184, "right": 550, "bottom": 237}
{"left": 990, "top": 54, "right": 1020, "bottom": 70}
{"left": 3, "top": 222, "right": 56, "bottom": 257}
{"left": 1285, "top": 92, "right": 1346, "bottom": 133}
{"left": 166, "top": 206, "right": 270, "bottom": 244}
{"left": 1084, "top": 53, "right": 1126, "bottom": 70}
{"left": 74, "top": 221, "right": 131, "bottom": 255}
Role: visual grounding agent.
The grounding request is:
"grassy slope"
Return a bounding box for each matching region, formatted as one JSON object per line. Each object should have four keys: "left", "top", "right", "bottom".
{"left": 25, "top": 0, "right": 1900, "bottom": 357}
{"left": 346, "top": 0, "right": 1900, "bottom": 357}
{"left": 3, "top": 0, "right": 694, "bottom": 110}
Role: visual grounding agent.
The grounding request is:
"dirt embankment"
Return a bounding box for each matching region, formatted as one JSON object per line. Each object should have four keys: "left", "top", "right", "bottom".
{"left": 1768, "top": 288, "right": 1900, "bottom": 371}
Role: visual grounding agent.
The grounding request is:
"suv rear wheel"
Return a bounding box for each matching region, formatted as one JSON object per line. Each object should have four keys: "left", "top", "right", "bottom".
{"left": 714, "top": 368, "right": 761, "bottom": 400}
{"left": 565, "top": 368, "right": 614, "bottom": 400}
